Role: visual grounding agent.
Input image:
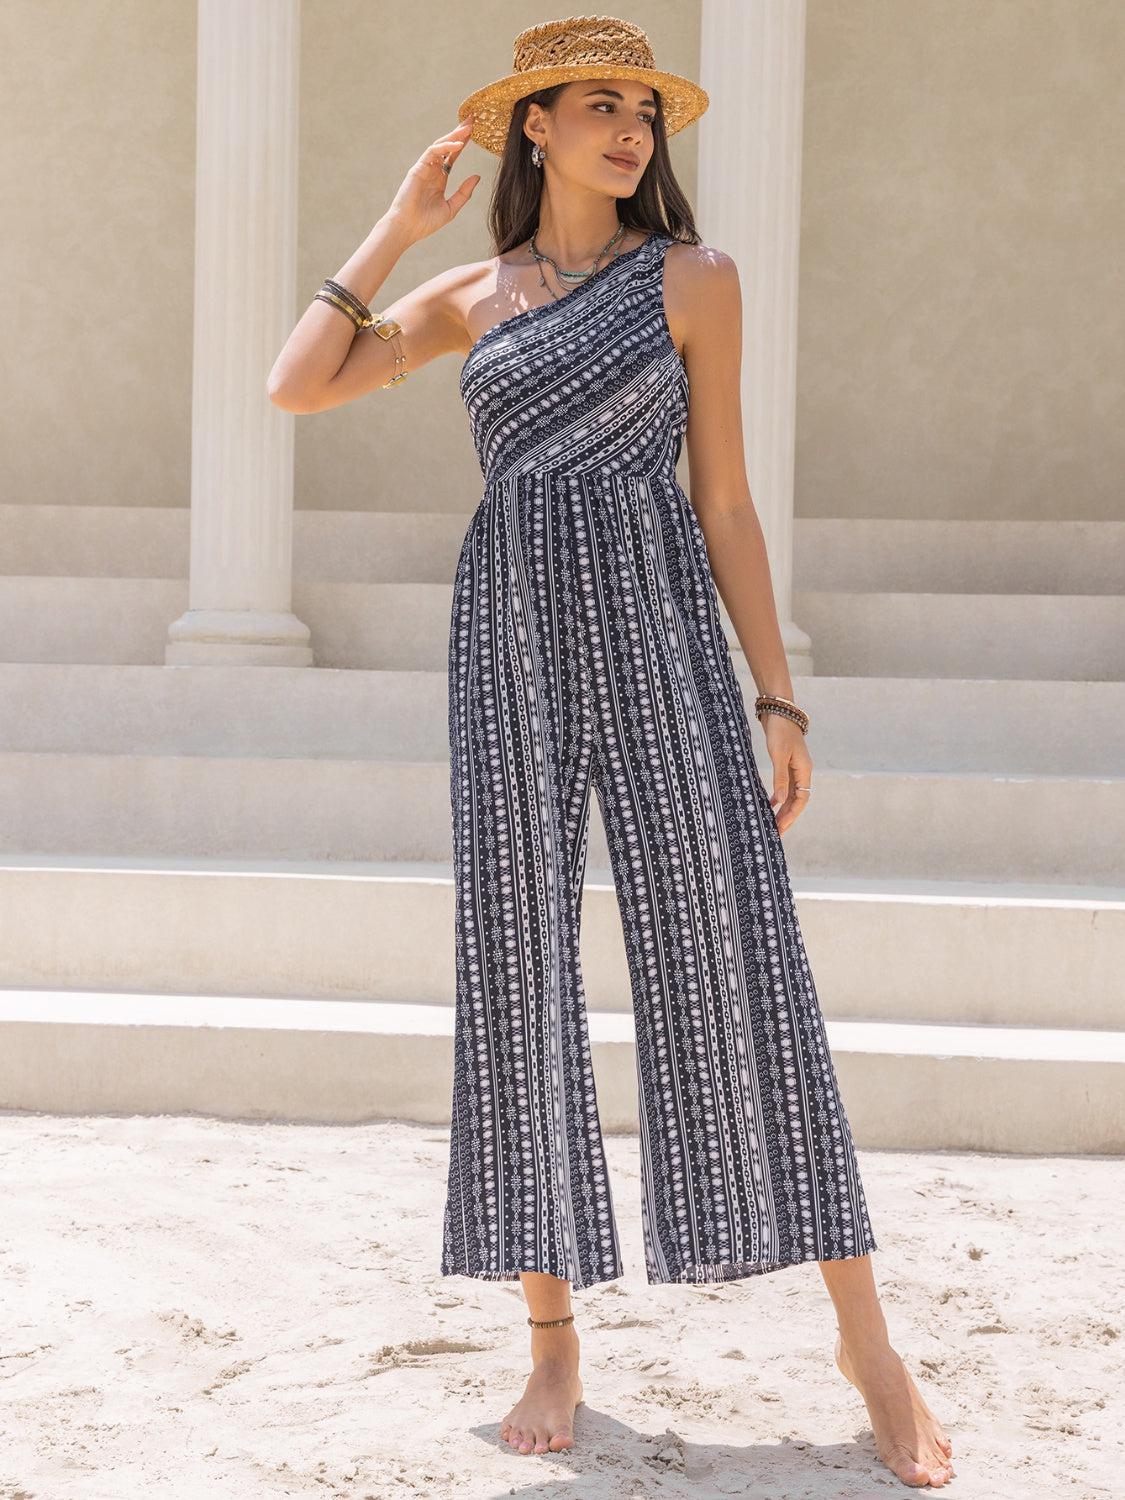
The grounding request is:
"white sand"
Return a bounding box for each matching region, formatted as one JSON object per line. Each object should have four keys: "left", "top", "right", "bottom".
{"left": 1, "top": 1113, "right": 1121, "bottom": 1498}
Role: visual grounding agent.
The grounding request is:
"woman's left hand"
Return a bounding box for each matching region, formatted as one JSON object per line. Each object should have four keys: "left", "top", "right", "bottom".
{"left": 762, "top": 714, "right": 814, "bottom": 835}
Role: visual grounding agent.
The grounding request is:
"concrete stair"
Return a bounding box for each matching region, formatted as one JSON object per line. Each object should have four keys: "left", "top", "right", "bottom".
{"left": 1, "top": 852, "right": 1120, "bottom": 1026}
{"left": 0, "top": 505, "right": 1121, "bottom": 1150}
{"left": 2, "top": 574, "right": 1121, "bottom": 677}
{"left": 2, "top": 986, "right": 1122, "bottom": 1153}
{"left": 2, "top": 506, "right": 1122, "bottom": 678}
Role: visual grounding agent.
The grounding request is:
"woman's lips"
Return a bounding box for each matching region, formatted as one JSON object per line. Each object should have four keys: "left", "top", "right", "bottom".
{"left": 604, "top": 154, "right": 639, "bottom": 171}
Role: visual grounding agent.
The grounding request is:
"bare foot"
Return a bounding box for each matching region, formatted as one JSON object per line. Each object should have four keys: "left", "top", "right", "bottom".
{"left": 499, "top": 1327, "right": 584, "bottom": 1455}
{"left": 835, "top": 1330, "right": 956, "bottom": 1488}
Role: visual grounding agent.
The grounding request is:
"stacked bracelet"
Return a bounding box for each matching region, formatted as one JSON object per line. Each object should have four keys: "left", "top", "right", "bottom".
{"left": 754, "top": 693, "right": 810, "bottom": 734}
{"left": 313, "top": 277, "right": 408, "bottom": 387}
{"left": 316, "top": 277, "right": 376, "bottom": 329}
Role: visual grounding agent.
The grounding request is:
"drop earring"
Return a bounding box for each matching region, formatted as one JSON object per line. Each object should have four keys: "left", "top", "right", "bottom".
{"left": 531, "top": 142, "right": 545, "bottom": 168}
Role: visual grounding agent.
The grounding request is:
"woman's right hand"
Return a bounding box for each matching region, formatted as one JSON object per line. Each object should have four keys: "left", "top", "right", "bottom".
{"left": 383, "top": 116, "right": 481, "bottom": 245}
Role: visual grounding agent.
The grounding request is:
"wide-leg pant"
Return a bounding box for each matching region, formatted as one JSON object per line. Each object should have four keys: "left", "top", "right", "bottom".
{"left": 441, "top": 467, "right": 878, "bottom": 1290}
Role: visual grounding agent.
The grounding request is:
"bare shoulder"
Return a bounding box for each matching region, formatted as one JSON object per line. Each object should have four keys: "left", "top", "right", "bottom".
{"left": 669, "top": 245, "right": 750, "bottom": 514}
{"left": 663, "top": 242, "right": 739, "bottom": 357}
{"left": 452, "top": 251, "right": 505, "bottom": 319}
{"left": 392, "top": 252, "right": 504, "bottom": 357}
{"left": 663, "top": 242, "right": 740, "bottom": 360}
{"left": 381, "top": 253, "right": 481, "bottom": 325}
{"left": 427, "top": 252, "right": 500, "bottom": 298}
{"left": 668, "top": 240, "right": 738, "bottom": 280}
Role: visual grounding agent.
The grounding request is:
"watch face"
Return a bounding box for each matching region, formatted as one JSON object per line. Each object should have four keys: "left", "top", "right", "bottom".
{"left": 375, "top": 318, "right": 402, "bottom": 339}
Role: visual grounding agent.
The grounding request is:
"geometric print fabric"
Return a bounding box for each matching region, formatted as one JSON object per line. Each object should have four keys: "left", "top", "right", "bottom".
{"left": 442, "top": 232, "right": 878, "bottom": 1289}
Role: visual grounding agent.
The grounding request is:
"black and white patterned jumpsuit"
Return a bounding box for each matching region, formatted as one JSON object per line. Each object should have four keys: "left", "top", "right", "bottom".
{"left": 441, "top": 231, "right": 878, "bottom": 1290}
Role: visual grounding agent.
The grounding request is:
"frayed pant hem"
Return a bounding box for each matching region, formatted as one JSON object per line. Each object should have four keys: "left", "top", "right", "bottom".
{"left": 441, "top": 1241, "right": 877, "bottom": 1291}
{"left": 440, "top": 1264, "right": 626, "bottom": 1292}
{"left": 650, "top": 1239, "right": 878, "bottom": 1285}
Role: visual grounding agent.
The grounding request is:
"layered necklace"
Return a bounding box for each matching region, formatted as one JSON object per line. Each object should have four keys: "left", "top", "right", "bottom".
{"left": 526, "top": 222, "right": 630, "bottom": 301}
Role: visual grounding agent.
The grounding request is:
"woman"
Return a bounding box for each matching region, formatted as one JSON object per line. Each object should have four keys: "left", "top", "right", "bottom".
{"left": 267, "top": 14, "right": 955, "bottom": 1491}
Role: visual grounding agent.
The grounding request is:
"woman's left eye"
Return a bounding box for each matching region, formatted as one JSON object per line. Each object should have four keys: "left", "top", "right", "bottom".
{"left": 594, "top": 102, "right": 655, "bottom": 123}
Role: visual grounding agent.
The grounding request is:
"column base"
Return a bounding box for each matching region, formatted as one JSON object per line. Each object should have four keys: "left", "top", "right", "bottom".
{"left": 164, "top": 608, "right": 314, "bottom": 666}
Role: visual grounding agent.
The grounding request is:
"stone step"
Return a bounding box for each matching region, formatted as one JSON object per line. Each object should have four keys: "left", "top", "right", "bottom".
{"left": 794, "top": 518, "right": 1125, "bottom": 595}
{"left": 1, "top": 662, "right": 1122, "bottom": 775}
{"left": 792, "top": 589, "right": 1123, "bottom": 680}
{"left": 2, "top": 745, "right": 1120, "bottom": 882}
{"left": 1, "top": 986, "right": 1120, "bottom": 1152}
{"left": 1, "top": 854, "right": 1119, "bottom": 1032}
{"left": 2, "top": 573, "right": 1120, "bottom": 678}
{"left": 4, "top": 505, "right": 1122, "bottom": 595}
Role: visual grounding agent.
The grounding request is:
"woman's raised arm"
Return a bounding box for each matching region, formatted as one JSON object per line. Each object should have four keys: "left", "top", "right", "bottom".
{"left": 267, "top": 116, "right": 479, "bottom": 414}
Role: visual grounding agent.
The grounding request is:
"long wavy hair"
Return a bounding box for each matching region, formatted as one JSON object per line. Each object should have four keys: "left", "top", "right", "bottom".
{"left": 486, "top": 81, "right": 702, "bottom": 255}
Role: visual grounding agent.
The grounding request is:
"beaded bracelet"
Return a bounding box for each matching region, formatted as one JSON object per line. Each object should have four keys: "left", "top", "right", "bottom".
{"left": 754, "top": 693, "right": 810, "bottom": 734}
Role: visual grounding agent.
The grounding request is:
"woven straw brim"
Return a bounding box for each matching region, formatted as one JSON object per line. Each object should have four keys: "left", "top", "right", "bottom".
{"left": 457, "top": 66, "right": 709, "bottom": 156}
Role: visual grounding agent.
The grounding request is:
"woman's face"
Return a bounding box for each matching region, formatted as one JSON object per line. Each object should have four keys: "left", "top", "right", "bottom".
{"left": 530, "top": 78, "right": 657, "bottom": 189}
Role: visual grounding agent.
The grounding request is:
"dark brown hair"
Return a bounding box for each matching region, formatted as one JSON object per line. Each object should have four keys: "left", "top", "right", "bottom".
{"left": 485, "top": 82, "right": 702, "bottom": 255}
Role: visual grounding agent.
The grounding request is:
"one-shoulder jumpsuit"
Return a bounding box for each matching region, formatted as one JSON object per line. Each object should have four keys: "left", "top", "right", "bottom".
{"left": 441, "top": 232, "right": 878, "bottom": 1290}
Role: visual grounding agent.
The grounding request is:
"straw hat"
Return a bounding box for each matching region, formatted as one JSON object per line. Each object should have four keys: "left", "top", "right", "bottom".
{"left": 457, "top": 15, "right": 710, "bottom": 157}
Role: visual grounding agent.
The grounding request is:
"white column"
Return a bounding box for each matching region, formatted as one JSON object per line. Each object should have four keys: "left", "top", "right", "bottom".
{"left": 166, "top": 0, "right": 312, "bottom": 665}
{"left": 696, "top": 0, "right": 813, "bottom": 674}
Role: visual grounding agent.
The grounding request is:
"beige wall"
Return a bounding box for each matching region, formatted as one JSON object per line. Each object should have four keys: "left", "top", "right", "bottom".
{"left": 1, "top": 0, "right": 196, "bottom": 509}
{"left": 799, "top": 0, "right": 1124, "bottom": 520}
{"left": 3, "top": 1, "right": 1120, "bottom": 522}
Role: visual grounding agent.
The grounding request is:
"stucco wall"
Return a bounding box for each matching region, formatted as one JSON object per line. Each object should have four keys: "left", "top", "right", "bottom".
{"left": 1, "top": 0, "right": 196, "bottom": 509}
{"left": 2, "top": 1, "right": 1120, "bottom": 521}
{"left": 798, "top": 0, "right": 1124, "bottom": 520}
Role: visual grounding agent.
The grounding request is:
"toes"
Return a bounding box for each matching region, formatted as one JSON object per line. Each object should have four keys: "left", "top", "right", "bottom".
{"left": 926, "top": 1447, "right": 954, "bottom": 1483}
{"left": 890, "top": 1448, "right": 955, "bottom": 1488}
{"left": 502, "top": 1422, "right": 575, "bottom": 1456}
{"left": 883, "top": 1444, "right": 935, "bottom": 1488}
